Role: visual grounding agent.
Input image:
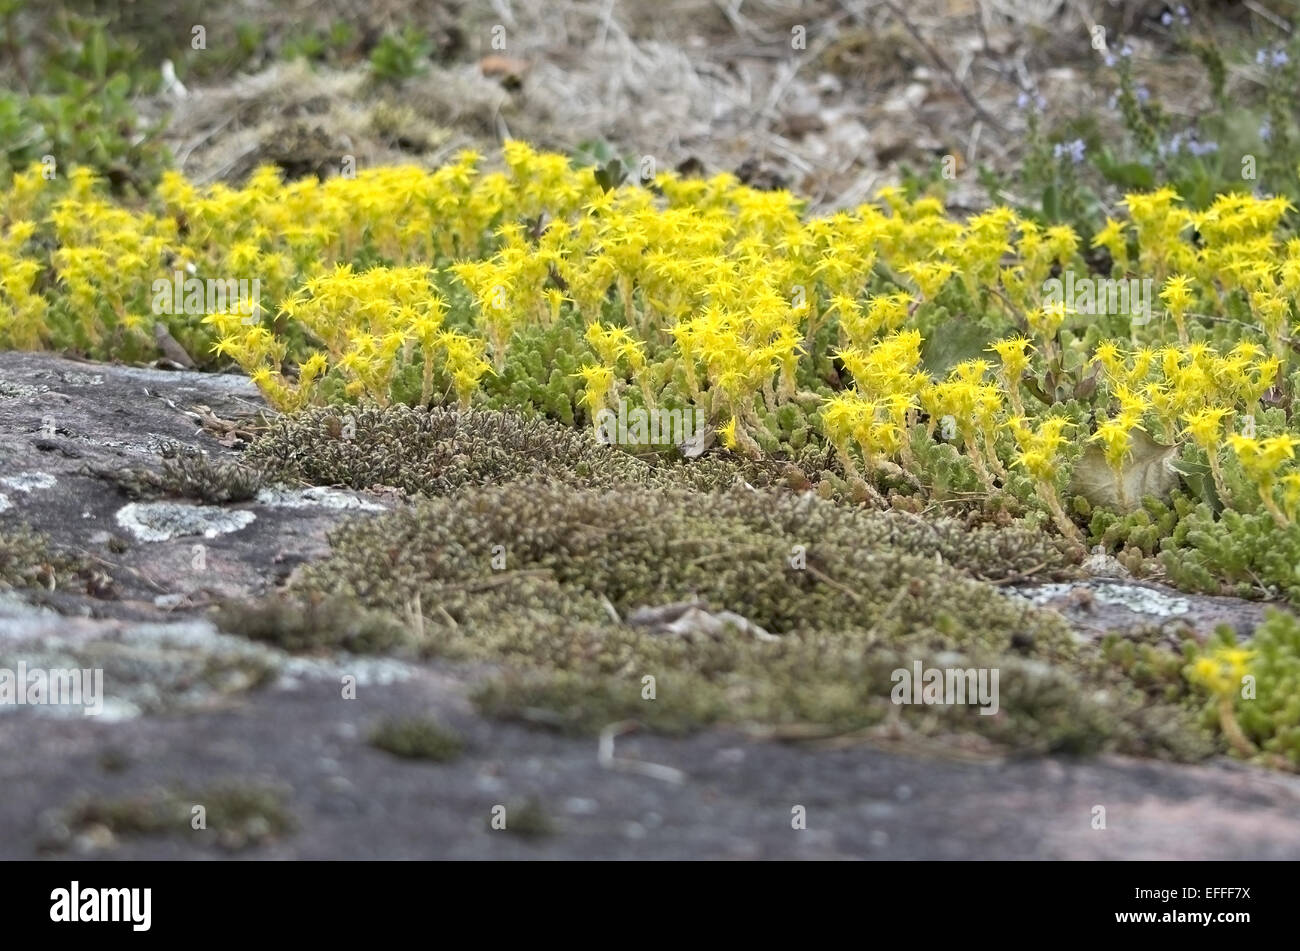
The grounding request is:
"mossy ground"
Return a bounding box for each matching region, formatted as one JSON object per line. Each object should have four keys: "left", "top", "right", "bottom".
{"left": 369, "top": 716, "right": 465, "bottom": 762}
{"left": 492, "top": 798, "right": 554, "bottom": 840}
{"left": 49, "top": 783, "right": 294, "bottom": 852}
{"left": 219, "top": 405, "right": 1224, "bottom": 762}
{"left": 108, "top": 443, "right": 267, "bottom": 504}
{"left": 0, "top": 524, "right": 108, "bottom": 595}
{"left": 214, "top": 592, "right": 410, "bottom": 655}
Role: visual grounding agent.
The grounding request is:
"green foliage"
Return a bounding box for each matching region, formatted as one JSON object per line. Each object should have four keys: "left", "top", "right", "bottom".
{"left": 0, "top": 7, "right": 168, "bottom": 189}
{"left": 50, "top": 783, "right": 294, "bottom": 851}
{"left": 1193, "top": 610, "right": 1300, "bottom": 766}
{"left": 368, "top": 27, "right": 432, "bottom": 84}
{"left": 280, "top": 21, "right": 358, "bottom": 68}
{"left": 984, "top": 14, "right": 1300, "bottom": 241}
{"left": 213, "top": 591, "right": 412, "bottom": 654}
{"left": 369, "top": 717, "right": 465, "bottom": 762}
{"left": 1161, "top": 505, "right": 1300, "bottom": 602}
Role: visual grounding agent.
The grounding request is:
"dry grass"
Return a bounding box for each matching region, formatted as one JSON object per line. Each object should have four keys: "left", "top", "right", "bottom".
{"left": 146, "top": 0, "right": 1268, "bottom": 210}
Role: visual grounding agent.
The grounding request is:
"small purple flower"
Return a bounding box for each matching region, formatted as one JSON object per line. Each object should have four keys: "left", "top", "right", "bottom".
{"left": 1160, "top": 11, "right": 1172, "bottom": 26}
{"left": 1120, "top": 44, "right": 1133, "bottom": 58}
{"left": 1187, "top": 139, "right": 1218, "bottom": 157}
{"left": 1260, "top": 120, "right": 1272, "bottom": 143}
{"left": 1258, "top": 47, "right": 1291, "bottom": 69}
{"left": 1054, "top": 138, "right": 1086, "bottom": 164}
{"left": 1103, "top": 52, "right": 1116, "bottom": 68}
{"left": 1017, "top": 91, "right": 1046, "bottom": 111}
{"left": 1136, "top": 85, "right": 1150, "bottom": 103}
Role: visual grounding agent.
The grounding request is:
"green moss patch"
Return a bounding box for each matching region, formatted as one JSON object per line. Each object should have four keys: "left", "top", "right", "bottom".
{"left": 369, "top": 716, "right": 465, "bottom": 762}
{"left": 109, "top": 443, "right": 267, "bottom": 504}
{"left": 256, "top": 478, "right": 1205, "bottom": 758}
{"left": 220, "top": 405, "right": 1228, "bottom": 762}
{"left": 50, "top": 783, "right": 294, "bottom": 852}
{"left": 0, "top": 525, "right": 106, "bottom": 594}
{"left": 213, "top": 591, "right": 411, "bottom": 655}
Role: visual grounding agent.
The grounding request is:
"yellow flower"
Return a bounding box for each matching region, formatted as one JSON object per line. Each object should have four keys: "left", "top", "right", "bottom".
{"left": 718, "top": 416, "right": 739, "bottom": 450}
{"left": 1159, "top": 274, "right": 1195, "bottom": 317}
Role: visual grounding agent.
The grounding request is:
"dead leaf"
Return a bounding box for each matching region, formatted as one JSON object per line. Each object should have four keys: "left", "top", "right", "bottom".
{"left": 1068, "top": 428, "right": 1180, "bottom": 513}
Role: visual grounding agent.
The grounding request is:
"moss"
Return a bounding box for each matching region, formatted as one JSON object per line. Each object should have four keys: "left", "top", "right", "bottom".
{"left": 110, "top": 443, "right": 266, "bottom": 504}
{"left": 0, "top": 525, "right": 102, "bottom": 593}
{"left": 246, "top": 402, "right": 878, "bottom": 500}
{"left": 246, "top": 404, "right": 664, "bottom": 496}
{"left": 492, "top": 797, "right": 554, "bottom": 840}
{"left": 213, "top": 591, "right": 411, "bottom": 654}
{"left": 472, "top": 669, "right": 730, "bottom": 736}
{"left": 54, "top": 783, "right": 294, "bottom": 851}
{"left": 228, "top": 405, "right": 1221, "bottom": 761}
{"left": 473, "top": 645, "right": 1208, "bottom": 759}
{"left": 268, "top": 478, "right": 1204, "bottom": 758}
{"left": 292, "top": 480, "right": 1080, "bottom": 659}
{"left": 369, "top": 716, "right": 465, "bottom": 762}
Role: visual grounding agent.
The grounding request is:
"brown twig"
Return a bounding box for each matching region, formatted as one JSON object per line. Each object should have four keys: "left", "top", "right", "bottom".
{"left": 985, "top": 560, "right": 1051, "bottom": 586}
{"left": 805, "top": 563, "right": 864, "bottom": 603}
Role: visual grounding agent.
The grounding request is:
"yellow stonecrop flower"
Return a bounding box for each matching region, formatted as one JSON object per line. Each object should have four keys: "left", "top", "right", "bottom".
{"left": 7, "top": 146, "right": 1300, "bottom": 537}
{"left": 1189, "top": 647, "right": 1254, "bottom": 696}
{"left": 1229, "top": 433, "right": 1300, "bottom": 527}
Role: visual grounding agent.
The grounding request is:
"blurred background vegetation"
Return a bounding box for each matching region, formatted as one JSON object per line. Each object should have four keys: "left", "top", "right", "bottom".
{"left": 2, "top": 0, "right": 1300, "bottom": 236}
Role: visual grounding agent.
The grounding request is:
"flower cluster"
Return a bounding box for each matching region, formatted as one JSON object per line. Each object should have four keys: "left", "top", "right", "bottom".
{"left": 4, "top": 143, "right": 1300, "bottom": 548}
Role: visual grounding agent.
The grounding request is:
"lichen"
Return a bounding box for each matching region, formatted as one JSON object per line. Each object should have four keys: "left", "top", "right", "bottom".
{"left": 115, "top": 501, "right": 256, "bottom": 542}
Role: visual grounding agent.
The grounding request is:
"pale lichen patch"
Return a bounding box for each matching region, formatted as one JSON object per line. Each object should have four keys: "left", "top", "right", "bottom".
{"left": 255, "top": 486, "right": 386, "bottom": 512}
{"left": 1015, "top": 581, "right": 1192, "bottom": 617}
{"left": 115, "top": 501, "right": 256, "bottom": 542}
{"left": 0, "top": 472, "right": 57, "bottom": 494}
